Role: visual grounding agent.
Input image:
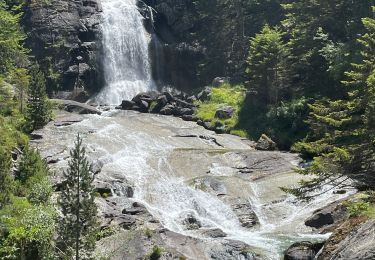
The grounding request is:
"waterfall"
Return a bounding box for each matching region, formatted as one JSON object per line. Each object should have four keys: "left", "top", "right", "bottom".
{"left": 95, "top": 0, "right": 154, "bottom": 105}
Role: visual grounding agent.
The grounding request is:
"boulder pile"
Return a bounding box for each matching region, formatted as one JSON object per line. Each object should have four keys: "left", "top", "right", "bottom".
{"left": 117, "top": 88, "right": 234, "bottom": 134}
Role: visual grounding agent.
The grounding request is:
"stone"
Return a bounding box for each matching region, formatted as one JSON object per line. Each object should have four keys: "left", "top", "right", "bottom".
{"left": 121, "top": 100, "right": 136, "bottom": 110}
{"left": 202, "top": 228, "right": 226, "bottom": 238}
{"left": 182, "top": 115, "right": 197, "bottom": 121}
{"left": 255, "top": 134, "right": 277, "bottom": 151}
{"left": 116, "top": 215, "right": 136, "bottom": 229}
{"left": 183, "top": 214, "right": 201, "bottom": 230}
{"left": 138, "top": 100, "right": 149, "bottom": 112}
{"left": 132, "top": 91, "right": 160, "bottom": 104}
{"left": 160, "top": 104, "right": 174, "bottom": 115}
{"left": 212, "top": 77, "right": 230, "bottom": 87}
{"left": 122, "top": 203, "right": 147, "bottom": 215}
{"left": 150, "top": 95, "right": 168, "bottom": 113}
{"left": 284, "top": 241, "right": 324, "bottom": 260}
{"left": 305, "top": 200, "right": 348, "bottom": 232}
{"left": 51, "top": 99, "right": 101, "bottom": 115}
{"left": 305, "top": 213, "right": 334, "bottom": 229}
{"left": 215, "top": 106, "right": 234, "bottom": 119}
{"left": 197, "top": 86, "right": 212, "bottom": 101}
{"left": 179, "top": 108, "right": 194, "bottom": 116}
{"left": 187, "top": 95, "right": 197, "bottom": 103}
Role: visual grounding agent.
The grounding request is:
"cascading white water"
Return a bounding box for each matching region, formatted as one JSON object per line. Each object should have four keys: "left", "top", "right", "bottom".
{"left": 95, "top": 0, "right": 154, "bottom": 105}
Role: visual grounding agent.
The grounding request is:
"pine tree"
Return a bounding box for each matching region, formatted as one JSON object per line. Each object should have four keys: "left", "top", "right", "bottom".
{"left": 246, "top": 24, "right": 290, "bottom": 105}
{"left": 25, "top": 65, "right": 51, "bottom": 132}
{"left": 290, "top": 8, "right": 375, "bottom": 198}
{"left": 0, "top": 148, "right": 13, "bottom": 209}
{"left": 58, "top": 134, "right": 98, "bottom": 260}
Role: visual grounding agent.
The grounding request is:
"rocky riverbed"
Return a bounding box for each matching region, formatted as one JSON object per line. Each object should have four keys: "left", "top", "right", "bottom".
{"left": 31, "top": 107, "right": 352, "bottom": 259}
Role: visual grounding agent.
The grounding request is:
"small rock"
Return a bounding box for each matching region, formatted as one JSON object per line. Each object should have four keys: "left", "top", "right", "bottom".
{"left": 180, "top": 108, "right": 194, "bottom": 116}
{"left": 138, "top": 100, "right": 149, "bottom": 112}
{"left": 160, "top": 104, "right": 174, "bottom": 115}
{"left": 150, "top": 95, "right": 168, "bottom": 113}
{"left": 182, "top": 115, "right": 197, "bottom": 121}
{"left": 202, "top": 228, "right": 226, "bottom": 238}
{"left": 284, "top": 241, "right": 324, "bottom": 260}
{"left": 215, "top": 106, "right": 234, "bottom": 119}
{"left": 183, "top": 214, "right": 201, "bottom": 230}
{"left": 197, "top": 86, "right": 212, "bottom": 101}
{"left": 212, "top": 77, "right": 230, "bottom": 87}
{"left": 255, "top": 134, "right": 277, "bottom": 151}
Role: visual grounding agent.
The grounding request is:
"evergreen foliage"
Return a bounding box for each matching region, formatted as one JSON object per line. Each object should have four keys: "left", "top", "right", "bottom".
{"left": 290, "top": 8, "right": 375, "bottom": 198}
{"left": 58, "top": 134, "right": 98, "bottom": 260}
{"left": 246, "top": 24, "right": 290, "bottom": 105}
{"left": 25, "top": 66, "right": 52, "bottom": 132}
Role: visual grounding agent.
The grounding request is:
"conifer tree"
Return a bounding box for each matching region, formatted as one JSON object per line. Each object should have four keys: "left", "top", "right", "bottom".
{"left": 25, "top": 65, "right": 51, "bottom": 132}
{"left": 58, "top": 134, "right": 98, "bottom": 260}
{"left": 290, "top": 8, "right": 375, "bottom": 198}
{"left": 246, "top": 24, "right": 290, "bottom": 105}
{"left": 0, "top": 149, "right": 13, "bottom": 209}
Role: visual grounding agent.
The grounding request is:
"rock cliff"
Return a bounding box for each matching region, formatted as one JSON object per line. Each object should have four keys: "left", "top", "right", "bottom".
{"left": 23, "top": 0, "right": 103, "bottom": 94}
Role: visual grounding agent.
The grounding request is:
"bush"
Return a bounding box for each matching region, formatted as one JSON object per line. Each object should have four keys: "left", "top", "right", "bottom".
{"left": 237, "top": 96, "right": 309, "bottom": 149}
{"left": 149, "top": 245, "right": 162, "bottom": 260}
{"left": 348, "top": 201, "right": 372, "bottom": 217}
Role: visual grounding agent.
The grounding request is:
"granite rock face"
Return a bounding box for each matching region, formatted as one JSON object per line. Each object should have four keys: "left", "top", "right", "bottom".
{"left": 23, "top": 0, "right": 103, "bottom": 93}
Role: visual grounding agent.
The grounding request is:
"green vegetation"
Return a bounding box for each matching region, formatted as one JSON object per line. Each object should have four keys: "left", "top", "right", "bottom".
{"left": 57, "top": 134, "right": 98, "bottom": 259}
{"left": 194, "top": 83, "right": 246, "bottom": 134}
{"left": 24, "top": 66, "right": 52, "bottom": 132}
{"left": 147, "top": 245, "right": 162, "bottom": 260}
{"left": 193, "top": 0, "right": 374, "bottom": 196}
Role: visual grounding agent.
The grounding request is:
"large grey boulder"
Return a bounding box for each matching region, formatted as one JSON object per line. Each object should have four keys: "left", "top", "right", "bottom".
{"left": 52, "top": 99, "right": 101, "bottom": 115}
{"left": 255, "top": 134, "right": 277, "bottom": 151}
{"left": 305, "top": 200, "right": 348, "bottom": 232}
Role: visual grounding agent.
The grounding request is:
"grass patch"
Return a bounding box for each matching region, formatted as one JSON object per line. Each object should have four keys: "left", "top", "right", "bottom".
{"left": 344, "top": 192, "right": 375, "bottom": 218}
{"left": 194, "top": 83, "right": 248, "bottom": 135}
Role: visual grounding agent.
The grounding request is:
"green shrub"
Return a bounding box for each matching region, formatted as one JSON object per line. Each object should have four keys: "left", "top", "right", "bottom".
{"left": 348, "top": 201, "right": 372, "bottom": 217}
{"left": 149, "top": 245, "right": 162, "bottom": 260}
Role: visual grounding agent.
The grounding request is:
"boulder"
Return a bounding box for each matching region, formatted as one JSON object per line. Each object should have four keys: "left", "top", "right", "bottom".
{"left": 51, "top": 99, "right": 101, "bottom": 115}
{"left": 121, "top": 100, "right": 136, "bottom": 110}
{"left": 305, "top": 213, "right": 334, "bottom": 229}
{"left": 138, "top": 100, "right": 149, "bottom": 112}
{"left": 212, "top": 77, "right": 230, "bottom": 87}
{"left": 160, "top": 104, "right": 175, "bottom": 115}
{"left": 179, "top": 107, "right": 194, "bottom": 116}
{"left": 202, "top": 228, "right": 227, "bottom": 238}
{"left": 284, "top": 241, "right": 324, "bottom": 260}
{"left": 197, "top": 86, "right": 212, "bottom": 101}
{"left": 182, "top": 115, "right": 197, "bottom": 122}
{"left": 255, "top": 134, "right": 277, "bottom": 151}
{"left": 150, "top": 95, "right": 168, "bottom": 113}
{"left": 132, "top": 91, "right": 160, "bottom": 104}
{"left": 215, "top": 106, "right": 234, "bottom": 119}
{"left": 183, "top": 214, "right": 201, "bottom": 230}
{"left": 305, "top": 200, "right": 348, "bottom": 232}
{"left": 162, "top": 91, "right": 175, "bottom": 102}
{"left": 122, "top": 203, "right": 147, "bottom": 215}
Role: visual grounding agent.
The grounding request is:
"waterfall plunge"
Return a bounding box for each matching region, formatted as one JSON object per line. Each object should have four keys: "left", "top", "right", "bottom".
{"left": 96, "top": 0, "right": 154, "bottom": 105}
